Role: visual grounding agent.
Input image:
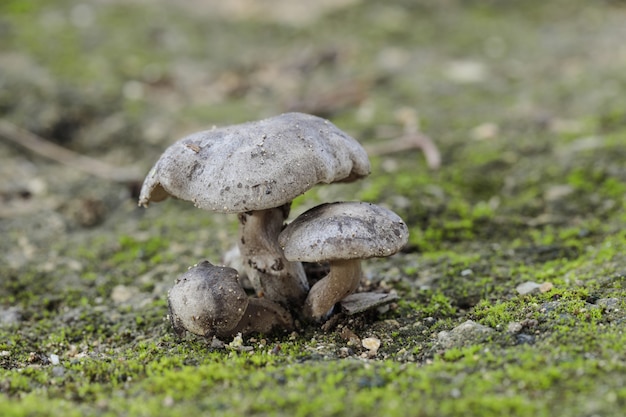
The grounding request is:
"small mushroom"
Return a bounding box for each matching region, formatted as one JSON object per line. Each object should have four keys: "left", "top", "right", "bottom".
{"left": 139, "top": 112, "right": 370, "bottom": 307}
{"left": 278, "top": 202, "right": 409, "bottom": 321}
{"left": 167, "top": 261, "right": 293, "bottom": 338}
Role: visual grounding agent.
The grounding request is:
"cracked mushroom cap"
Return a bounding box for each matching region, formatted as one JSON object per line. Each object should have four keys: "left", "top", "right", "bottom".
{"left": 278, "top": 202, "right": 409, "bottom": 262}
{"left": 138, "top": 112, "right": 370, "bottom": 213}
{"left": 167, "top": 261, "right": 248, "bottom": 337}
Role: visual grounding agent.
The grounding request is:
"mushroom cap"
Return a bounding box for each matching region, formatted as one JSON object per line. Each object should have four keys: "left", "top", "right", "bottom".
{"left": 138, "top": 112, "right": 370, "bottom": 213}
{"left": 167, "top": 261, "right": 248, "bottom": 337}
{"left": 278, "top": 201, "right": 409, "bottom": 262}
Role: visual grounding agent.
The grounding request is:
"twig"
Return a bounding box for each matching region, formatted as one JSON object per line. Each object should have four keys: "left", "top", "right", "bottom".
{"left": 364, "top": 132, "right": 441, "bottom": 170}
{"left": 363, "top": 108, "right": 441, "bottom": 170}
{"left": 0, "top": 120, "right": 142, "bottom": 183}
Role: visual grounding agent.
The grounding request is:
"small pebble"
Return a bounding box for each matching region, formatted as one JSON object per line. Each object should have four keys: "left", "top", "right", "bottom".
{"left": 228, "top": 333, "right": 244, "bottom": 348}
{"left": 507, "top": 322, "right": 523, "bottom": 333}
{"left": 210, "top": 337, "right": 225, "bottom": 349}
{"left": 516, "top": 281, "right": 541, "bottom": 295}
{"left": 516, "top": 281, "right": 553, "bottom": 295}
{"left": 362, "top": 337, "right": 381, "bottom": 354}
{"left": 437, "top": 320, "right": 494, "bottom": 349}
{"left": 0, "top": 306, "right": 23, "bottom": 326}
{"left": 460, "top": 269, "right": 473, "bottom": 277}
{"left": 110, "top": 285, "right": 139, "bottom": 303}
{"left": 544, "top": 185, "right": 575, "bottom": 202}
{"left": 515, "top": 333, "right": 535, "bottom": 345}
{"left": 423, "top": 316, "right": 436, "bottom": 326}
{"left": 338, "top": 347, "right": 353, "bottom": 358}
{"left": 596, "top": 298, "right": 620, "bottom": 311}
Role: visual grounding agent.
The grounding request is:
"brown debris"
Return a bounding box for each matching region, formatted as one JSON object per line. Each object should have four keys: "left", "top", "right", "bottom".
{"left": 0, "top": 120, "right": 142, "bottom": 183}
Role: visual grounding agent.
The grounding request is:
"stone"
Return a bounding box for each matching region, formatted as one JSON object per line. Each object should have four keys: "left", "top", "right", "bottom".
{"left": 362, "top": 337, "right": 381, "bottom": 354}
{"left": 437, "top": 320, "right": 495, "bottom": 349}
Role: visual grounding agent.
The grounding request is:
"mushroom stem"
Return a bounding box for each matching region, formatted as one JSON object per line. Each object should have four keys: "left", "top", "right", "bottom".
{"left": 304, "top": 259, "right": 362, "bottom": 321}
{"left": 237, "top": 203, "right": 309, "bottom": 306}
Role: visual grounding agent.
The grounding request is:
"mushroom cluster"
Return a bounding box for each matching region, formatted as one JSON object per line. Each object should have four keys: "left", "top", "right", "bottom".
{"left": 139, "top": 112, "right": 408, "bottom": 337}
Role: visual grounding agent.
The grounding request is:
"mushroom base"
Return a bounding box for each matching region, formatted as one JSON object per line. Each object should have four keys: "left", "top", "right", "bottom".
{"left": 238, "top": 204, "right": 309, "bottom": 306}
{"left": 231, "top": 298, "right": 294, "bottom": 336}
{"left": 167, "top": 261, "right": 295, "bottom": 339}
{"left": 304, "top": 259, "right": 362, "bottom": 321}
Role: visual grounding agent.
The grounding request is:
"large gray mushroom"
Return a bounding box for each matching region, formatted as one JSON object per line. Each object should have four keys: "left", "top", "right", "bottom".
{"left": 168, "top": 261, "right": 293, "bottom": 338}
{"left": 139, "top": 113, "right": 370, "bottom": 307}
{"left": 278, "top": 202, "right": 408, "bottom": 321}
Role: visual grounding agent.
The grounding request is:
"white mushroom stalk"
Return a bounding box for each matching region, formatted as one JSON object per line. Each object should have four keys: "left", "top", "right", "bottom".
{"left": 237, "top": 203, "right": 307, "bottom": 303}
{"left": 138, "top": 112, "right": 370, "bottom": 308}
{"left": 304, "top": 259, "right": 362, "bottom": 320}
{"left": 279, "top": 202, "right": 409, "bottom": 321}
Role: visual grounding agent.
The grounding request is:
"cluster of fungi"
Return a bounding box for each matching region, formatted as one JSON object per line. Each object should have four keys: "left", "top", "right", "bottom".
{"left": 138, "top": 112, "right": 408, "bottom": 338}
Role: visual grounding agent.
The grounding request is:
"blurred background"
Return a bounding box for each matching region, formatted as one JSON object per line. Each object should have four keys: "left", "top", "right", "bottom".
{"left": 1, "top": 0, "right": 625, "bottom": 319}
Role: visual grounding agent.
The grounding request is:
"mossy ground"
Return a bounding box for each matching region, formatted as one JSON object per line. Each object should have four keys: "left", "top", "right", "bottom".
{"left": 1, "top": 0, "right": 626, "bottom": 416}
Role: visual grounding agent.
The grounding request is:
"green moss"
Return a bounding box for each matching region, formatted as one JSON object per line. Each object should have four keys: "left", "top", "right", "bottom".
{"left": 111, "top": 235, "right": 169, "bottom": 265}
{"left": 399, "top": 291, "right": 458, "bottom": 319}
{"left": 7, "top": 343, "right": 626, "bottom": 416}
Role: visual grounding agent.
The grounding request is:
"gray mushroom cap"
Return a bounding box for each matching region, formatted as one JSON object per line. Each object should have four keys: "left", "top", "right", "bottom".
{"left": 278, "top": 202, "right": 409, "bottom": 262}
{"left": 138, "top": 112, "right": 370, "bottom": 213}
{"left": 167, "top": 261, "right": 247, "bottom": 337}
